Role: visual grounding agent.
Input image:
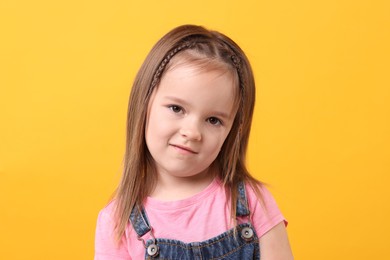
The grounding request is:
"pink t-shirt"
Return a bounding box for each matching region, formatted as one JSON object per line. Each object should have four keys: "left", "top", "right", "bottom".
{"left": 94, "top": 178, "right": 286, "bottom": 259}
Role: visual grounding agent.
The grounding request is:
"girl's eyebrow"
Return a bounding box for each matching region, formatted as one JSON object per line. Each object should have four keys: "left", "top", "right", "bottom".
{"left": 164, "top": 96, "right": 230, "bottom": 120}
{"left": 212, "top": 111, "right": 230, "bottom": 120}
{"left": 164, "top": 96, "right": 190, "bottom": 106}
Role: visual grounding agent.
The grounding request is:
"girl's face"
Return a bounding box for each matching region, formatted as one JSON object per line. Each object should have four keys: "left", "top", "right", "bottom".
{"left": 145, "top": 62, "right": 237, "bottom": 181}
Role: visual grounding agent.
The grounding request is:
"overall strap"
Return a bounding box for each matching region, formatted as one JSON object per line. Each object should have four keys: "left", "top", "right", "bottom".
{"left": 129, "top": 205, "right": 151, "bottom": 237}
{"left": 236, "top": 181, "right": 250, "bottom": 217}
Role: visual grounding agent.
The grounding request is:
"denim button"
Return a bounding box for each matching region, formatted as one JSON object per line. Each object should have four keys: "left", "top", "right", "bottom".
{"left": 147, "top": 244, "right": 159, "bottom": 257}
{"left": 241, "top": 227, "right": 254, "bottom": 241}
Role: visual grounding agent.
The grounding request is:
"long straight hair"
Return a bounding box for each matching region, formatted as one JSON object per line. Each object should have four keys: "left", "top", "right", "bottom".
{"left": 113, "top": 24, "right": 262, "bottom": 242}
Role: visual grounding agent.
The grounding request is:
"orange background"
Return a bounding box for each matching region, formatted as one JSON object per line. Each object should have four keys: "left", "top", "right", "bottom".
{"left": 1, "top": 0, "right": 389, "bottom": 259}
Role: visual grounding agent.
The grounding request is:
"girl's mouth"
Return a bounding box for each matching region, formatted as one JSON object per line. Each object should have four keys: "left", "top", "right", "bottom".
{"left": 170, "top": 144, "right": 198, "bottom": 154}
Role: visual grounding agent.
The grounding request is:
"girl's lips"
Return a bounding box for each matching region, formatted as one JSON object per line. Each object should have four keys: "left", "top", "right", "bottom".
{"left": 170, "top": 144, "right": 198, "bottom": 154}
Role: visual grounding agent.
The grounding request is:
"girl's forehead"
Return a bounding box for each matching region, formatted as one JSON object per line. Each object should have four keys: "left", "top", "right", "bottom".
{"left": 165, "top": 51, "right": 236, "bottom": 77}
{"left": 156, "top": 63, "right": 239, "bottom": 110}
{"left": 165, "top": 62, "right": 232, "bottom": 81}
{"left": 151, "top": 52, "right": 241, "bottom": 107}
{"left": 162, "top": 58, "right": 238, "bottom": 90}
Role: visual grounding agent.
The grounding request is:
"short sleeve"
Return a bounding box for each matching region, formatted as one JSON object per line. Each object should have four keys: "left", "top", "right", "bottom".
{"left": 246, "top": 183, "right": 287, "bottom": 238}
{"left": 94, "top": 204, "right": 130, "bottom": 260}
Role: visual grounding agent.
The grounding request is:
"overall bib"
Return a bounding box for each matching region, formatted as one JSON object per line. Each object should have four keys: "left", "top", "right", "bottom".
{"left": 130, "top": 182, "right": 260, "bottom": 259}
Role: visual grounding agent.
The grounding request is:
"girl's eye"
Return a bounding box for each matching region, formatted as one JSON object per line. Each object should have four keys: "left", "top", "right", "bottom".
{"left": 169, "top": 105, "right": 183, "bottom": 113}
{"left": 207, "top": 117, "right": 222, "bottom": 126}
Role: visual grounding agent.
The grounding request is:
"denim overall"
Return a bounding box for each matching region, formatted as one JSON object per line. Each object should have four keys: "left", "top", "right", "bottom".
{"left": 129, "top": 182, "right": 260, "bottom": 259}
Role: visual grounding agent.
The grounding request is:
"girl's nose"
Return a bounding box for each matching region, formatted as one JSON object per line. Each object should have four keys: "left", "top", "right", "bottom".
{"left": 179, "top": 121, "right": 202, "bottom": 141}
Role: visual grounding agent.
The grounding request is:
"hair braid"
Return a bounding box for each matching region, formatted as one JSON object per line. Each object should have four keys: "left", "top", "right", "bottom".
{"left": 230, "top": 55, "right": 243, "bottom": 88}
{"left": 149, "top": 41, "right": 195, "bottom": 90}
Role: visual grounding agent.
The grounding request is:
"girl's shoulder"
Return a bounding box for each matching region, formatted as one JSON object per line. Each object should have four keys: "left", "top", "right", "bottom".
{"left": 243, "top": 181, "right": 287, "bottom": 237}
{"left": 95, "top": 200, "right": 132, "bottom": 258}
{"left": 98, "top": 200, "right": 116, "bottom": 218}
{"left": 95, "top": 200, "right": 119, "bottom": 236}
{"left": 95, "top": 200, "right": 117, "bottom": 236}
{"left": 244, "top": 181, "right": 279, "bottom": 208}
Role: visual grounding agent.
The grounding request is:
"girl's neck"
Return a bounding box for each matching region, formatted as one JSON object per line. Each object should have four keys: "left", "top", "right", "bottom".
{"left": 149, "top": 167, "right": 217, "bottom": 201}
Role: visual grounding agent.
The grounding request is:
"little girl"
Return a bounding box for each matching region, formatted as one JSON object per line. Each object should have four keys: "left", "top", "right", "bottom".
{"left": 95, "top": 24, "right": 293, "bottom": 259}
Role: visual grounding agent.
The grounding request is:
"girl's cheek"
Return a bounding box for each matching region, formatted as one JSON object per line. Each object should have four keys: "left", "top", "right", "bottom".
{"left": 158, "top": 120, "right": 175, "bottom": 133}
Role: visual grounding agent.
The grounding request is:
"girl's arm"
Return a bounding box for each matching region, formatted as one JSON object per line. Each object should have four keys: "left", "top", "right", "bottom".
{"left": 259, "top": 221, "right": 294, "bottom": 260}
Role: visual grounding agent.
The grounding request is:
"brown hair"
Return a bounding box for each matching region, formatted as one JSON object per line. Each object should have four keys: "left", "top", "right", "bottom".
{"left": 113, "top": 24, "right": 263, "bottom": 241}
